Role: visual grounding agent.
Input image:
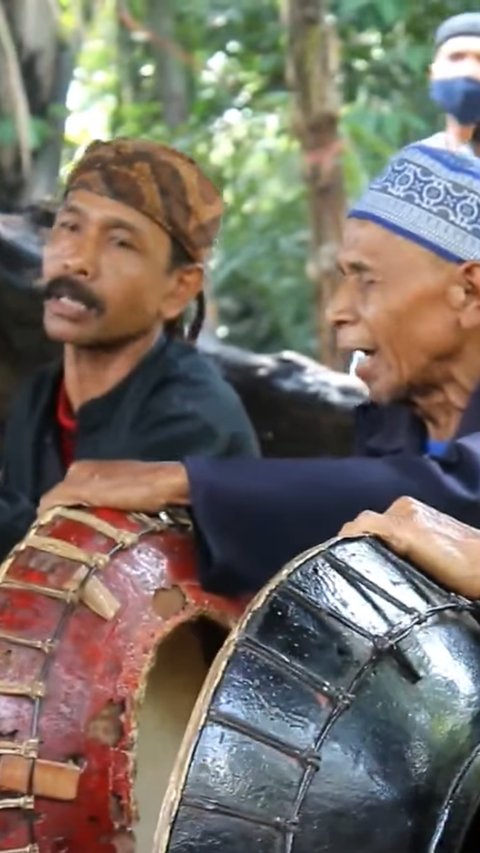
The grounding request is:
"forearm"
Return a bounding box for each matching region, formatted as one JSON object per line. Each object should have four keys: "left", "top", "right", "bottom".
{"left": 186, "top": 450, "right": 480, "bottom": 595}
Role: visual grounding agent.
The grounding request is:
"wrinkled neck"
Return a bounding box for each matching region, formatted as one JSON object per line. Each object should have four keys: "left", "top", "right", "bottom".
{"left": 412, "top": 389, "right": 466, "bottom": 440}
{"left": 63, "top": 328, "right": 162, "bottom": 411}
{"left": 411, "top": 354, "right": 480, "bottom": 440}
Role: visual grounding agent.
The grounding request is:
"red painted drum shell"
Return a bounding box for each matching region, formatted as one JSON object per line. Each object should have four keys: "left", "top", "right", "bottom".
{"left": 0, "top": 507, "right": 245, "bottom": 853}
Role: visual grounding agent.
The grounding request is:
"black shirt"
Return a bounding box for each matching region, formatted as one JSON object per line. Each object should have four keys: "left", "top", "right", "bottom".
{"left": 0, "top": 335, "right": 259, "bottom": 555}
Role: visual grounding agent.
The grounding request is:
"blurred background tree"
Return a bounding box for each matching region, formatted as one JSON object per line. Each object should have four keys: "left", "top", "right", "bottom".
{"left": 0, "top": 0, "right": 471, "bottom": 357}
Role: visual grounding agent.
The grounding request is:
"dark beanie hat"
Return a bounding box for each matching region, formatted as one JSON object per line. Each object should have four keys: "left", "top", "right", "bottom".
{"left": 435, "top": 12, "right": 480, "bottom": 49}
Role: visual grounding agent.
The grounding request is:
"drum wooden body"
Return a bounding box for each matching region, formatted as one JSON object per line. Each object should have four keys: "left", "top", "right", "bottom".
{"left": 0, "top": 506, "right": 244, "bottom": 853}
{"left": 157, "top": 536, "right": 480, "bottom": 853}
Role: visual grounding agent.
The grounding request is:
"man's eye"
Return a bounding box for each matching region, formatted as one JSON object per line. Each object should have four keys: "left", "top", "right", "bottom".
{"left": 57, "top": 220, "right": 78, "bottom": 232}
{"left": 111, "top": 235, "right": 135, "bottom": 250}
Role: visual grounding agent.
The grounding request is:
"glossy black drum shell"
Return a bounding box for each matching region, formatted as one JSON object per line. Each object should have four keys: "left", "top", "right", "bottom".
{"left": 157, "top": 536, "right": 480, "bottom": 853}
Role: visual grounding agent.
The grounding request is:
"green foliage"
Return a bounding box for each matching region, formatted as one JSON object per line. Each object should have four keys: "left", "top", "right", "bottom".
{"left": 64, "top": 0, "right": 473, "bottom": 356}
{"left": 0, "top": 117, "right": 52, "bottom": 151}
{"left": 336, "top": 0, "right": 470, "bottom": 181}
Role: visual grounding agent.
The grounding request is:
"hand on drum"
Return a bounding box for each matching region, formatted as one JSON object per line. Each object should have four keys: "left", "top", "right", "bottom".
{"left": 340, "top": 496, "right": 480, "bottom": 599}
{"left": 38, "top": 459, "right": 191, "bottom": 515}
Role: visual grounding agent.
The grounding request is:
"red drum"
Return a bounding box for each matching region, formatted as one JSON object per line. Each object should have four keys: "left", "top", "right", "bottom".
{"left": 0, "top": 506, "right": 245, "bottom": 853}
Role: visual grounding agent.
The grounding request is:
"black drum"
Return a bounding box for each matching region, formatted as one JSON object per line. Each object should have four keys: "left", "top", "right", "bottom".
{"left": 154, "top": 536, "right": 480, "bottom": 853}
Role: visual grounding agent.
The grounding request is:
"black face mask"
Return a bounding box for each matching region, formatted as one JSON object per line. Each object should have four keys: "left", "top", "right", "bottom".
{"left": 430, "top": 76, "right": 480, "bottom": 125}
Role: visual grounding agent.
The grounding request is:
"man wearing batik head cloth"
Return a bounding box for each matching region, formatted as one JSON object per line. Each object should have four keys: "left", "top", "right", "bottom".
{"left": 0, "top": 138, "right": 258, "bottom": 557}
{"left": 40, "top": 143, "right": 480, "bottom": 596}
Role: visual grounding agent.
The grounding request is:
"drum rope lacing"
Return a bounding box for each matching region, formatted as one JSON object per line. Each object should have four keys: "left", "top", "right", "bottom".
{"left": 166, "top": 536, "right": 480, "bottom": 851}
{"left": 0, "top": 505, "right": 189, "bottom": 853}
{"left": 282, "top": 542, "right": 480, "bottom": 853}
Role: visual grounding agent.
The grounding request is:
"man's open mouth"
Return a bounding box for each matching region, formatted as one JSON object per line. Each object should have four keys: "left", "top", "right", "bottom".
{"left": 42, "top": 277, "right": 103, "bottom": 316}
{"left": 49, "top": 294, "right": 90, "bottom": 310}
{"left": 354, "top": 347, "right": 376, "bottom": 357}
{"left": 347, "top": 348, "right": 378, "bottom": 381}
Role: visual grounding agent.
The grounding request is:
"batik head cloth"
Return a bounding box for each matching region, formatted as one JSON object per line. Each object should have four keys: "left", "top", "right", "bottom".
{"left": 348, "top": 143, "right": 480, "bottom": 262}
{"left": 65, "top": 138, "right": 224, "bottom": 261}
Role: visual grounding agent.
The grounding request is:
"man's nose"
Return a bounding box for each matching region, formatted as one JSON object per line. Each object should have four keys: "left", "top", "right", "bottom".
{"left": 325, "top": 279, "right": 357, "bottom": 328}
{"left": 62, "top": 253, "right": 94, "bottom": 280}
{"left": 61, "top": 237, "right": 98, "bottom": 280}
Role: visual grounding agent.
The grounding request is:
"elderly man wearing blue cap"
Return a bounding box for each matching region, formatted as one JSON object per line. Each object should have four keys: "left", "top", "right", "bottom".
{"left": 426, "top": 11, "right": 480, "bottom": 156}
{"left": 37, "top": 143, "right": 480, "bottom": 595}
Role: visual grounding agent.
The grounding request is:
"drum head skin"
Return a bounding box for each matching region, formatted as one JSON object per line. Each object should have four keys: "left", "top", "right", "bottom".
{"left": 156, "top": 536, "right": 480, "bottom": 853}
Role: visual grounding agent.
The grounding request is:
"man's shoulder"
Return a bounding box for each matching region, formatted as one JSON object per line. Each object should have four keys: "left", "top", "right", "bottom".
{"left": 419, "top": 131, "right": 448, "bottom": 149}
{"left": 354, "top": 399, "right": 426, "bottom": 456}
{"left": 418, "top": 132, "right": 476, "bottom": 158}
{"left": 149, "top": 338, "right": 259, "bottom": 452}
{"left": 161, "top": 338, "right": 245, "bottom": 408}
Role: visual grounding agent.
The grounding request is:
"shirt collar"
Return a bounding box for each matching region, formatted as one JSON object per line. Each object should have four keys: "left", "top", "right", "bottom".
{"left": 354, "top": 384, "right": 480, "bottom": 456}
{"left": 56, "top": 380, "right": 76, "bottom": 433}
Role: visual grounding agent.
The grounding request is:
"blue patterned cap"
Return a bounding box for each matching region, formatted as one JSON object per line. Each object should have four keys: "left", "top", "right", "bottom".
{"left": 348, "top": 144, "right": 480, "bottom": 263}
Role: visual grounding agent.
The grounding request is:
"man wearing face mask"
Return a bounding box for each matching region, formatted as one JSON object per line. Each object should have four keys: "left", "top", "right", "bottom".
{"left": 347, "top": 13, "right": 480, "bottom": 380}
{"left": 426, "top": 11, "right": 480, "bottom": 156}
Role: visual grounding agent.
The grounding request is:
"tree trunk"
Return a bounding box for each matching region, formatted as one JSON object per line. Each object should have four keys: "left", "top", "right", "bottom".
{"left": 27, "top": 40, "right": 77, "bottom": 203}
{"left": 286, "top": 0, "right": 345, "bottom": 367}
{"left": 0, "top": 0, "right": 83, "bottom": 209}
{"left": 148, "top": 0, "right": 189, "bottom": 128}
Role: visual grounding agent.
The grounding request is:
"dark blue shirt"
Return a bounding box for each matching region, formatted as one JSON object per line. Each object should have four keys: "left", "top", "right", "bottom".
{"left": 186, "top": 389, "right": 480, "bottom": 595}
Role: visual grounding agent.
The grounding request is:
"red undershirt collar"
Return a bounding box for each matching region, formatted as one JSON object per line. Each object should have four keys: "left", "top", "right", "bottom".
{"left": 56, "top": 381, "right": 76, "bottom": 469}
{"left": 56, "top": 380, "right": 77, "bottom": 432}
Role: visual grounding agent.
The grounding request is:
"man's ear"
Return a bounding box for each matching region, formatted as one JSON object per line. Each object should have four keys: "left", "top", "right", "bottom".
{"left": 161, "top": 264, "right": 204, "bottom": 322}
{"left": 456, "top": 262, "right": 480, "bottom": 329}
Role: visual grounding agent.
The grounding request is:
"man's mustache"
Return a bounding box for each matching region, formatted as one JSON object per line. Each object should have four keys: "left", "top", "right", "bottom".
{"left": 40, "top": 276, "right": 104, "bottom": 314}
